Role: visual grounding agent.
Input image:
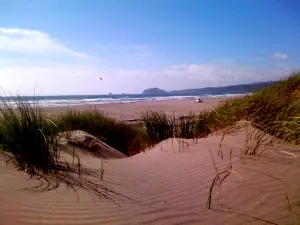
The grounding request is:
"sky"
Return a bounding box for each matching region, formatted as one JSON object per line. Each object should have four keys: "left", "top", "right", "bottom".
{"left": 0, "top": 0, "right": 300, "bottom": 95}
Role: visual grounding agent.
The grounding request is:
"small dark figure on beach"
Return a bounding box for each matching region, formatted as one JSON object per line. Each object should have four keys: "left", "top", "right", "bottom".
{"left": 195, "top": 98, "right": 203, "bottom": 103}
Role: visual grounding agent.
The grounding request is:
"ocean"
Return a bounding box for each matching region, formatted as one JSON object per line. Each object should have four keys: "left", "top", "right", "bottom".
{"left": 1, "top": 93, "right": 248, "bottom": 108}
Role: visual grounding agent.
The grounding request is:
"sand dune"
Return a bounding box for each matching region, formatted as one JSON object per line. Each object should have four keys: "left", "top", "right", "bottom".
{"left": 1, "top": 127, "right": 300, "bottom": 224}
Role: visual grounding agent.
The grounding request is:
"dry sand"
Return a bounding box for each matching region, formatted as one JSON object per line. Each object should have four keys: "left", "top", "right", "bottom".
{"left": 44, "top": 99, "right": 221, "bottom": 120}
{"left": 1, "top": 100, "right": 300, "bottom": 224}
{"left": 1, "top": 126, "right": 300, "bottom": 224}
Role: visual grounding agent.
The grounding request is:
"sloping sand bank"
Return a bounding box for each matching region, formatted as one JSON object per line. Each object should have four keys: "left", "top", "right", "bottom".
{"left": 1, "top": 127, "right": 300, "bottom": 224}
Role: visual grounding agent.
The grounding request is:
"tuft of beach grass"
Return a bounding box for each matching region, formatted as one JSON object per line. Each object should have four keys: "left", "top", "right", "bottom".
{"left": 0, "top": 96, "right": 61, "bottom": 174}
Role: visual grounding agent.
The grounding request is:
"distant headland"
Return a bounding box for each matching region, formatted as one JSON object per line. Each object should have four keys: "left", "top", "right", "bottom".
{"left": 142, "top": 81, "right": 277, "bottom": 95}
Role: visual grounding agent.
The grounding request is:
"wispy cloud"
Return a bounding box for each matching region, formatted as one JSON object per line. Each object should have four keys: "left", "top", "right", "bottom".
{"left": 164, "top": 63, "right": 292, "bottom": 86}
{"left": 0, "top": 28, "right": 92, "bottom": 58}
{"left": 271, "top": 52, "right": 288, "bottom": 60}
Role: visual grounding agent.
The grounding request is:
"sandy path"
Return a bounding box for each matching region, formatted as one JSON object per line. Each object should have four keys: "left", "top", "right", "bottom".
{"left": 1, "top": 128, "right": 300, "bottom": 224}
{"left": 43, "top": 99, "right": 221, "bottom": 120}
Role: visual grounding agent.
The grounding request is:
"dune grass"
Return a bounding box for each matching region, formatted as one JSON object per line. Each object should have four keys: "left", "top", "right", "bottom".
{"left": 207, "top": 73, "right": 300, "bottom": 144}
{"left": 140, "top": 109, "right": 175, "bottom": 146}
{"left": 0, "top": 97, "right": 61, "bottom": 174}
{"left": 140, "top": 110, "right": 201, "bottom": 146}
{"left": 56, "top": 110, "right": 146, "bottom": 156}
{"left": 140, "top": 109, "right": 214, "bottom": 146}
{"left": 0, "top": 102, "right": 146, "bottom": 174}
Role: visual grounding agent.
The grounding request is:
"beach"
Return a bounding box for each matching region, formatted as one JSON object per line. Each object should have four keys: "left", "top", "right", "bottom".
{"left": 44, "top": 99, "right": 222, "bottom": 120}
{"left": 1, "top": 98, "right": 300, "bottom": 224}
{"left": 2, "top": 0, "right": 300, "bottom": 224}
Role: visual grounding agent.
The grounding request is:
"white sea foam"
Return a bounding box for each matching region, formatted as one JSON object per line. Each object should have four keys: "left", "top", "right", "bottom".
{"left": 203, "top": 93, "right": 250, "bottom": 99}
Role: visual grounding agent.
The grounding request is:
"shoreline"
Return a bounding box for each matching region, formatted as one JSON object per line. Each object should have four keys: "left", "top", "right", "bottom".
{"left": 3, "top": 93, "right": 247, "bottom": 109}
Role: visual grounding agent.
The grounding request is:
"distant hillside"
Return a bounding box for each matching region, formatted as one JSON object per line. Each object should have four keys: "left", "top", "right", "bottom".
{"left": 142, "top": 88, "right": 168, "bottom": 95}
{"left": 142, "top": 81, "right": 278, "bottom": 95}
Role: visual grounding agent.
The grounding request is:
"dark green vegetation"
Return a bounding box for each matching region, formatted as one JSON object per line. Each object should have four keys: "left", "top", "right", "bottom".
{"left": 203, "top": 73, "right": 300, "bottom": 144}
{"left": 140, "top": 110, "right": 209, "bottom": 146}
{"left": 0, "top": 73, "right": 299, "bottom": 175}
{"left": 56, "top": 110, "right": 146, "bottom": 156}
{"left": 0, "top": 98, "right": 60, "bottom": 174}
{"left": 142, "top": 87, "right": 168, "bottom": 95}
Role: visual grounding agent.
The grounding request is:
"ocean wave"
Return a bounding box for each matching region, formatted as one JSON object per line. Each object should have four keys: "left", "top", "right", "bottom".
{"left": 0, "top": 93, "right": 249, "bottom": 108}
{"left": 204, "top": 93, "right": 250, "bottom": 98}
{"left": 83, "top": 98, "right": 115, "bottom": 102}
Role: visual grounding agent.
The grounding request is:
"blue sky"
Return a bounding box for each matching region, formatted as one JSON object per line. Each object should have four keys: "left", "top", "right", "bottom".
{"left": 0, "top": 0, "right": 300, "bottom": 95}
